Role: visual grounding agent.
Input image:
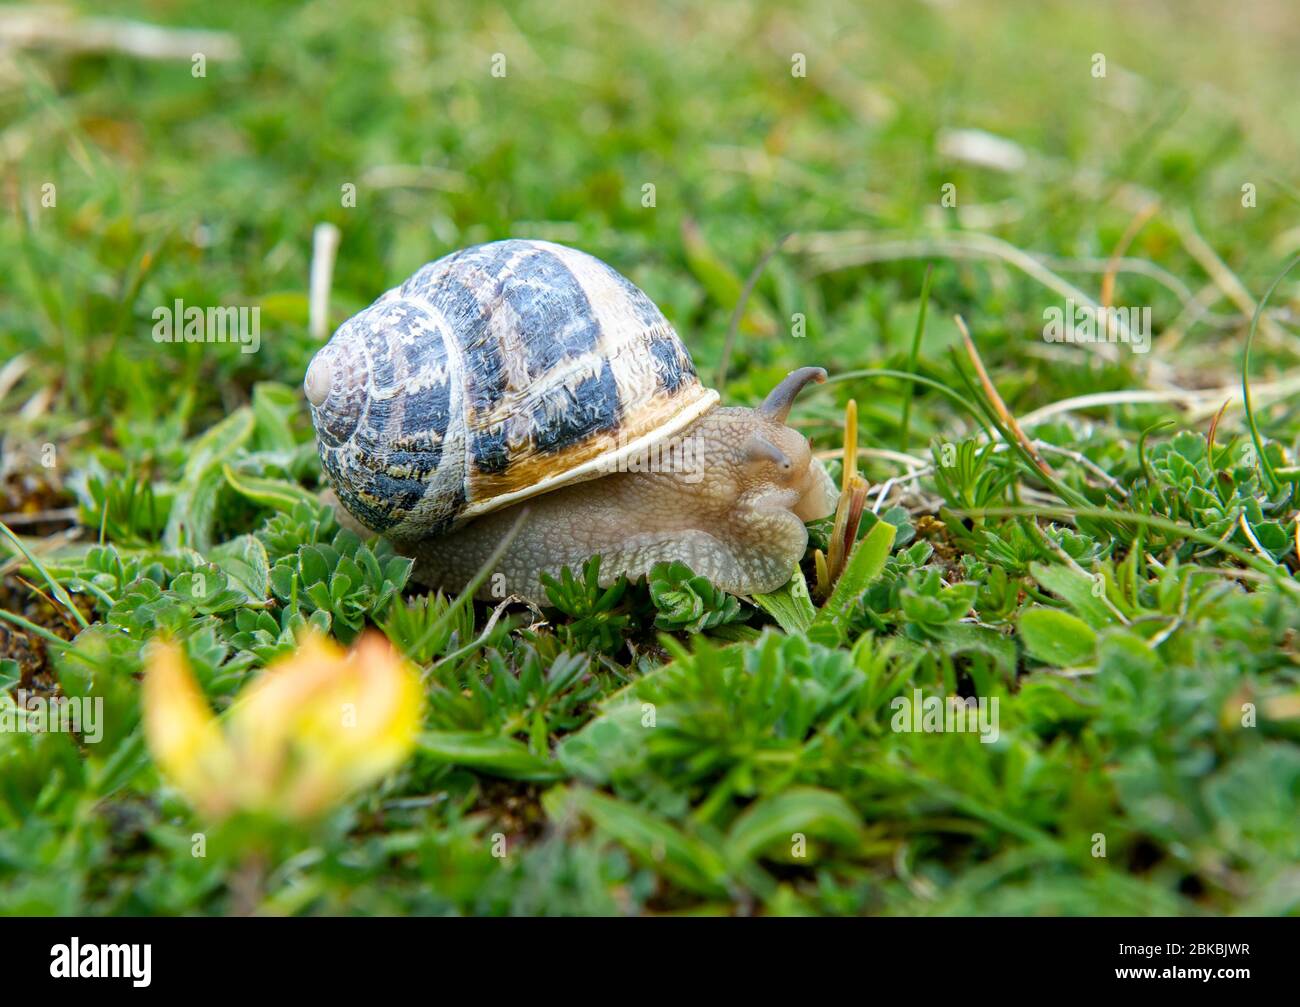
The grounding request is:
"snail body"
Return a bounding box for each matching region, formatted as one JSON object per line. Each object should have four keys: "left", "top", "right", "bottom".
{"left": 306, "top": 239, "right": 836, "bottom": 602}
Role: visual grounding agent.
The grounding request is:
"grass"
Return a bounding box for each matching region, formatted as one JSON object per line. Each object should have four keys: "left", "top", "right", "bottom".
{"left": 1, "top": 0, "right": 1299, "bottom": 916}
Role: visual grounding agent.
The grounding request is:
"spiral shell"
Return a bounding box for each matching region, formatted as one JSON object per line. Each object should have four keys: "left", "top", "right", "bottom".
{"left": 306, "top": 239, "right": 719, "bottom": 539}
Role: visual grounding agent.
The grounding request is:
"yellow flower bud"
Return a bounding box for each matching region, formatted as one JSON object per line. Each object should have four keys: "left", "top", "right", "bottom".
{"left": 143, "top": 630, "right": 422, "bottom": 822}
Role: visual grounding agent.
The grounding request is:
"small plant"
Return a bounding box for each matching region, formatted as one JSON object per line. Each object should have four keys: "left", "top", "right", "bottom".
{"left": 648, "top": 561, "right": 747, "bottom": 632}
{"left": 256, "top": 500, "right": 341, "bottom": 562}
{"left": 380, "top": 590, "right": 476, "bottom": 665}
{"left": 228, "top": 605, "right": 331, "bottom": 666}
{"left": 269, "top": 528, "right": 412, "bottom": 643}
{"left": 814, "top": 399, "right": 870, "bottom": 599}
{"left": 541, "top": 557, "right": 633, "bottom": 655}
{"left": 930, "top": 436, "right": 1016, "bottom": 514}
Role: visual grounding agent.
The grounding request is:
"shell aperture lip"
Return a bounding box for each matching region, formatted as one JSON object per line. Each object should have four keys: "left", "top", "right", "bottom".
{"left": 305, "top": 327, "right": 372, "bottom": 450}
{"left": 304, "top": 350, "right": 333, "bottom": 406}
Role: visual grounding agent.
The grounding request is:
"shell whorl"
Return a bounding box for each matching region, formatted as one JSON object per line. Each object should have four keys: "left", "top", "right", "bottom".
{"left": 307, "top": 239, "right": 718, "bottom": 539}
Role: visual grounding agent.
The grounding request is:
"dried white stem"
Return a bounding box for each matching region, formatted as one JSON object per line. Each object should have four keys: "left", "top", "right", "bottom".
{"left": 309, "top": 223, "right": 341, "bottom": 343}
{"left": 0, "top": 7, "right": 241, "bottom": 61}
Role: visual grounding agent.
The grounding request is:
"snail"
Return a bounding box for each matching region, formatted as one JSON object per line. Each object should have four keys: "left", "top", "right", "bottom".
{"left": 304, "top": 239, "right": 837, "bottom": 603}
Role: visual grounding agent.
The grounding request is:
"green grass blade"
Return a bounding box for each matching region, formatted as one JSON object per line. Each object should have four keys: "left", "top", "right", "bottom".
{"left": 899, "top": 262, "right": 934, "bottom": 450}
{"left": 0, "top": 521, "right": 88, "bottom": 630}
{"left": 1242, "top": 252, "right": 1300, "bottom": 494}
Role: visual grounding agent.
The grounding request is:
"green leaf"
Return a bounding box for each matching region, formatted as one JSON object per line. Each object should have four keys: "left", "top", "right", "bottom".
{"left": 269, "top": 564, "right": 296, "bottom": 600}
{"left": 210, "top": 535, "right": 271, "bottom": 602}
{"left": 165, "top": 407, "right": 254, "bottom": 550}
{"left": 305, "top": 582, "right": 333, "bottom": 611}
{"left": 706, "top": 622, "right": 763, "bottom": 643}
{"left": 1202, "top": 743, "right": 1300, "bottom": 856}
{"left": 726, "top": 787, "right": 865, "bottom": 864}
{"left": 554, "top": 702, "right": 650, "bottom": 785}
{"left": 250, "top": 382, "right": 298, "bottom": 453}
{"left": 557, "top": 786, "right": 731, "bottom": 897}
{"left": 1019, "top": 607, "right": 1098, "bottom": 666}
{"left": 1029, "top": 561, "right": 1119, "bottom": 629}
{"left": 299, "top": 545, "right": 330, "bottom": 585}
{"left": 418, "top": 731, "right": 563, "bottom": 782}
{"left": 0, "top": 659, "right": 18, "bottom": 693}
{"left": 224, "top": 465, "right": 320, "bottom": 513}
{"left": 930, "top": 622, "right": 1018, "bottom": 678}
{"left": 811, "top": 520, "right": 896, "bottom": 645}
{"left": 752, "top": 566, "right": 817, "bottom": 633}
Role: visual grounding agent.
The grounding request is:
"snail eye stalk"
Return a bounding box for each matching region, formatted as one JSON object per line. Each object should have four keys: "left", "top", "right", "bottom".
{"left": 757, "top": 366, "right": 827, "bottom": 424}
{"left": 745, "top": 434, "right": 792, "bottom": 471}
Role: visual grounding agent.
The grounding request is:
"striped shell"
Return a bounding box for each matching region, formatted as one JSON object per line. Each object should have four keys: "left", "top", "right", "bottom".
{"left": 306, "top": 239, "right": 719, "bottom": 540}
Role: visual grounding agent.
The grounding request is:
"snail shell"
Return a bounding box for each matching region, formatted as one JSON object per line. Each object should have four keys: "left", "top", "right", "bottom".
{"left": 306, "top": 239, "right": 719, "bottom": 540}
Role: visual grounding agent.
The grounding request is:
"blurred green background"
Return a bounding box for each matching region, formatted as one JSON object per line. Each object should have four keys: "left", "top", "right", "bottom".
{"left": 5, "top": 0, "right": 1299, "bottom": 424}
